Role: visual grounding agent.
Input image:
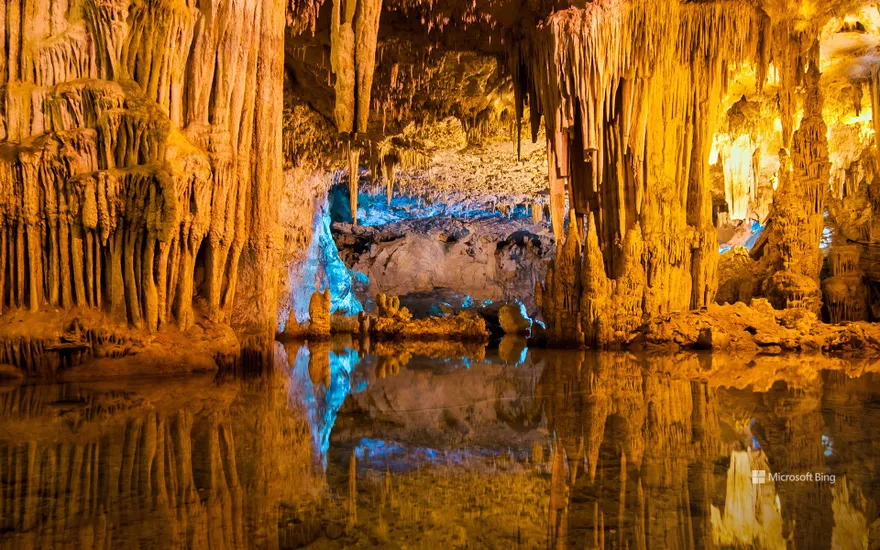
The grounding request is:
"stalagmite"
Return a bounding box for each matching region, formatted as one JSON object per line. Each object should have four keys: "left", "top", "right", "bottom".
{"left": 761, "top": 61, "right": 828, "bottom": 314}
{"left": 538, "top": 211, "right": 645, "bottom": 347}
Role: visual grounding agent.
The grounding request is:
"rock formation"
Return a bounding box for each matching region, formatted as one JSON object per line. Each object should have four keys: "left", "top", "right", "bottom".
{"left": 5, "top": 0, "right": 880, "bottom": 371}
{"left": 1, "top": 0, "right": 284, "bottom": 371}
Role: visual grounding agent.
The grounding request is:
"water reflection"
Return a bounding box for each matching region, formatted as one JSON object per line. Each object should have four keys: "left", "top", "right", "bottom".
{"left": 0, "top": 344, "right": 878, "bottom": 548}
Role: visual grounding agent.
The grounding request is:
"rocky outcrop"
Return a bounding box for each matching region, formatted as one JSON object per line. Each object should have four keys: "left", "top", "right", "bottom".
{"left": 284, "top": 291, "right": 488, "bottom": 340}
{"left": 636, "top": 298, "right": 880, "bottom": 354}
{"left": 334, "top": 215, "right": 553, "bottom": 312}
{"left": 0, "top": 308, "right": 238, "bottom": 377}
{"left": 498, "top": 301, "right": 532, "bottom": 334}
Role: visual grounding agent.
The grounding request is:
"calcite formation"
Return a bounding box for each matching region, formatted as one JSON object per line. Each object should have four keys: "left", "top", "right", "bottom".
{"left": 760, "top": 63, "right": 829, "bottom": 314}
{"left": 283, "top": 291, "right": 489, "bottom": 340}
{"left": 537, "top": 212, "right": 644, "bottom": 347}
{"left": 1, "top": 0, "right": 284, "bottom": 368}
{"left": 823, "top": 245, "right": 868, "bottom": 322}
{"left": 5, "top": 0, "right": 880, "bottom": 372}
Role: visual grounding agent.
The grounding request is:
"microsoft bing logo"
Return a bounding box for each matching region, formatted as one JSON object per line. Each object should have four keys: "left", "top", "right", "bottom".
{"left": 752, "top": 470, "right": 767, "bottom": 485}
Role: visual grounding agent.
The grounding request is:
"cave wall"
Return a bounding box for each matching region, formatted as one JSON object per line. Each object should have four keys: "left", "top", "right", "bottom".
{"left": 0, "top": 0, "right": 285, "bottom": 358}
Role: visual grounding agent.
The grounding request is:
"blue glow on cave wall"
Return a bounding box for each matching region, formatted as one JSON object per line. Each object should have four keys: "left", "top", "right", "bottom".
{"left": 745, "top": 220, "right": 764, "bottom": 249}
{"left": 328, "top": 172, "right": 539, "bottom": 227}
{"left": 719, "top": 219, "right": 764, "bottom": 254}
{"left": 287, "top": 195, "right": 363, "bottom": 325}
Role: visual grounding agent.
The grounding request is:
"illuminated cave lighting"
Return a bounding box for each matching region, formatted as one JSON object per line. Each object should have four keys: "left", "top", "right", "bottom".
{"left": 289, "top": 344, "right": 361, "bottom": 462}
{"left": 722, "top": 134, "right": 757, "bottom": 221}
{"left": 745, "top": 220, "right": 765, "bottom": 249}
{"left": 353, "top": 438, "right": 441, "bottom": 471}
{"left": 822, "top": 434, "right": 834, "bottom": 457}
{"left": 329, "top": 175, "right": 538, "bottom": 227}
{"left": 822, "top": 226, "right": 834, "bottom": 250}
{"left": 710, "top": 450, "right": 785, "bottom": 548}
{"left": 512, "top": 345, "right": 528, "bottom": 365}
{"left": 286, "top": 195, "right": 363, "bottom": 327}
{"left": 354, "top": 438, "right": 405, "bottom": 460}
{"left": 352, "top": 438, "right": 524, "bottom": 472}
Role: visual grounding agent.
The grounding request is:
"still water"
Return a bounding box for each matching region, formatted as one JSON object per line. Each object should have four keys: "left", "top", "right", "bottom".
{"left": 1, "top": 339, "right": 878, "bottom": 549}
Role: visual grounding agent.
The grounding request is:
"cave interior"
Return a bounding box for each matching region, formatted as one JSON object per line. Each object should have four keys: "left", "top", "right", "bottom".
{"left": 5, "top": 0, "right": 880, "bottom": 546}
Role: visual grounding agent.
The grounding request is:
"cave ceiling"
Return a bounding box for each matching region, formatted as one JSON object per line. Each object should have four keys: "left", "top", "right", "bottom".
{"left": 283, "top": 0, "right": 880, "bottom": 189}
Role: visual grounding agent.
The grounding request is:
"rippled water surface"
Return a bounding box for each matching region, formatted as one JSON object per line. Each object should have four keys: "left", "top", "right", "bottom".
{"left": 1, "top": 340, "right": 878, "bottom": 549}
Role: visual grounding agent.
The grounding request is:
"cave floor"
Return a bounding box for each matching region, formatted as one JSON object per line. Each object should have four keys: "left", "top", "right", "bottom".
{"left": 0, "top": 343, "right": 878, "bottom": 549}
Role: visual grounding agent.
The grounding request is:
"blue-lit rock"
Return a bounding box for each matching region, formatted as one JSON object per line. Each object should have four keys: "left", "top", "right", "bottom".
{"left": 498, "top": 301, "right": 532, "bottom": 334}
{"left": 334, "top": 215, "right": 552, "bottom": 313}
{"left": 284, "top": 195, "right": 363, "bottom": 330}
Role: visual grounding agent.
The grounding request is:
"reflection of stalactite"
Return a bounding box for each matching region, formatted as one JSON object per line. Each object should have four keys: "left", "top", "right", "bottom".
{"left": 710, "top": 450, "right": 784, "bottom": 548}
{"left": 0, "top": 409, "right": 246, "bottom": 549}
{"left": 831, "top": 477, "right": 869, "bottom": 550}
{"left": 537, "top": 352, "right": 735, "bottom": 548}
{"left": 548, "top": 441, "right": 568, "bottom": 549}
{"left": 0, "top": 361, "right": 327, "bottom": 549}
{"left": 347, "top": 451, "right": 358, "bottom": 531}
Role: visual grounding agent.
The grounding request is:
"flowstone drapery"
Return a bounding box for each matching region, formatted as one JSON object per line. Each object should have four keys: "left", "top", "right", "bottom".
{"left": 0, "top": 0, "right": 284, "bottom": 362}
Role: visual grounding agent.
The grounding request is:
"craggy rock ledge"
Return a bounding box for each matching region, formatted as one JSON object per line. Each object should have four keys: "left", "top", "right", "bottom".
{"left": 0, "top": 309, "right": 240, "bottom": 379}
{"left": 632, "top": 298, "right": 880, "bottom": 355}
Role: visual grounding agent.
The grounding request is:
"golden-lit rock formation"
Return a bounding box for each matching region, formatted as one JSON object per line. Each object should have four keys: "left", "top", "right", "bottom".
{"left": 7, "top": 0, "right": 880, "bottom": 372}
{"left": 1, "top": 0, "right": 284, "bottom": 370}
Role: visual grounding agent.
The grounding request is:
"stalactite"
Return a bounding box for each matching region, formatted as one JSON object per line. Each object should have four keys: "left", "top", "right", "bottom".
{"left": 523, "top": 0, "right": 762, "bottom": 342}
{"left": 547, "top": 139, "right": 567, "bottom": 245}
{"left": 330, "top": 0, "right": 383, "bottom": 135}
{"left": 382, "top": 154, "right": 396, "bottom": 206}
{"left": 871, "top": 64, "right": 880, "bottom": 159}
{"left": 823, "top": 246, "right": 868, "bottom": 322}
{"left": 348, "top": 144, "right": 361, "bottom": 224}
{"left": 347, "top": 451, "right": 358, "bottom": 530}
{"left": 330, "top": 0, "right": 357, "bottom": 133}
